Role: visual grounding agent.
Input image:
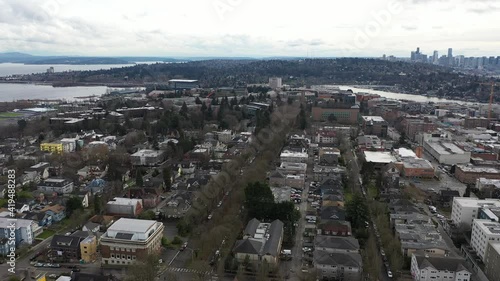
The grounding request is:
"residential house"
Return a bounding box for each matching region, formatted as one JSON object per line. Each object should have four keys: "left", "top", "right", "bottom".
{"left": 41, "top": 204, "right": 66, "bottom": 222}
{"left": 80, "top": 235, "right": 98, "bottom": 263}
{"left": 317, "top": 220, "right": 352, "bottom": 236}
{"left": 127, "top": 188, "right": 161, "bottom": 209}
{"left": 0, "top": 218, "right": 34, "bottom": 246}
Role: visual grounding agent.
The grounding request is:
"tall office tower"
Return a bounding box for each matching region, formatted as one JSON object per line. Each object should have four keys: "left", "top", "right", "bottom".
{"left": 416, "top": 47, "right": 420, "bottom": 54}
{"left": 411, "top": 51, "right": 416, "bottom": 61}
{"left": 433, "top": 51, "right": 439, "bottom": 64}
{"left": 448, "top": 48, "right": 453, "bottom": 66}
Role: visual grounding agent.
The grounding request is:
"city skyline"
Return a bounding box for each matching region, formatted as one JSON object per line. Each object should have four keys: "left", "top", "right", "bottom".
{"left": 0, "top": 0, "right": 499, "bottom": 57}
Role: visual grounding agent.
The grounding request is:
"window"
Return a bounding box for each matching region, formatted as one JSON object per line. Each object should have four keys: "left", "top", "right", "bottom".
{"left": 111, "top": 254, "right": 114, "bottom": 258}
{"left": 127, "top": 255, "right": 131, "bottom": 260}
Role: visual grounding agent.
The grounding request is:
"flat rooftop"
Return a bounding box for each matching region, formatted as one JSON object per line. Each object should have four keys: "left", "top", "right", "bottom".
{"left": 474, "top": 219, "right": 500, "bottom": 235}
{"left": 426, "top": 141, "right": 466, "bottom": 155}
{"left": 364, "top": 151, "right": 396, "bottom": 164}
{"left": 362, "top": 116, "right": 386, "bottom": 123}
{"left": 454, "top": 198, "right": 500, "bottom": 208}
{"left": 457, "top": 164, "right": 500, "bottom": 174}
{"left": 108, "top": 218, "right": 157, "bottom": 233}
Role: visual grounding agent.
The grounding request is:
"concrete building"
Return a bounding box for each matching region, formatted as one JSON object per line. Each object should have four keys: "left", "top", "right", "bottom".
{"left": 363, "top": 151, "right": 397, "bottom": 168}
{"left": 278, "top": 162, "right": 307, "bottom": 175}
{"left": 60, "top": 138, "right": 78, "bottom": 152}
{"left": 0, "top": 218, "right": 33, "bottom": 247}
{"left": 106, "top": 198, "right": 143, "bottom": 217}
{"left": 464, "top": 117, "right": 489, "bottom": 129}
{"left": 410, "top": 253, "right": 471, "bottom": 281}
{"left": 451, "top": 198, "right": 500, "bottom": 229}
{"left": 168, "top": 79, "right": 198, "bottom": 90}
{"left": 400, "top": 157, "right": 435, "bottom": 178}
{"left": 361, "top": 116, "right": 388, "bottom": 137}
{"left": 476, "top": 178, "right": 500, "bottom": 197}
{"left": 100, "top": 218, "right": 164, "bottom": 265}
{"left": 130, "top": 150, "right": 165, "bottom": 166}
{"left": 280, "top": 150, "right": 308, "bottom": 163}
{"left": 455, "top": 164, "right": 500, "bottom": 184}
{"left": 485, "top": 242, "right": 500, "bottom": 281}
{"left": 423, "top": 141, "right": 471, "bottom": 165}
{"left": 312, "top": 106, "right": 360, "bottom": 125}
{"left": 357, "top": 135, "right": 384, "bottom": 151}
{"left": 315, "top": 129, "right": 337, "bottom": 144}
{"left": 232, "top": 219, "right": 284, "bottom": 265}
{"left": 37, "top": 178, "right": 74, "bottom": 194}
{"left": 471, "top": 219, "right": 500, "bottom": 261}
{"left": 268, "top": 77, "right": 282, "bottom": 89}
{"left": 217, "top": 130, "right": 234, "bottom": 143}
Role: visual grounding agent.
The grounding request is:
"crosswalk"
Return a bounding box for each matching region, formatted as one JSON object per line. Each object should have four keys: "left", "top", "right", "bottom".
{"left": 159, "top": 266, "right": 212, "bottom": 276}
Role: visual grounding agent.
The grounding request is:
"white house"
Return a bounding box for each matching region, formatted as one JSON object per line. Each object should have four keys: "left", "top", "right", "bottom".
{"left": 410, "top": 253, "right": 471, "bottom": 281}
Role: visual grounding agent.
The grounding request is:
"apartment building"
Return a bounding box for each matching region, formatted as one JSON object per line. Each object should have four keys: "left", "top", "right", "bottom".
{"left": 410, "top": 253, "right": 471, "bottom": 281}
{"left": 100, "top": 218, "right": 164, "bottom": 265}
{"left": 451, "top": 198, "right": 500, "bottom": 229}
{"left": 470, "top": 219, "right": 500, "bottom": 261}
{"left": 37, "top": 178, "right": 74, "bottom": 194}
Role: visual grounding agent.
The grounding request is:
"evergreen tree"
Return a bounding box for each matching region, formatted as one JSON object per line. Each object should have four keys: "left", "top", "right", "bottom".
{"left": 135, "top": 169, "right": 144, "bottom": 187}
{"left": 195, "top": 96, "right": 202, "bottom": 104}
{"left": 180, "top": 102, "right": 188, "bottom": 117}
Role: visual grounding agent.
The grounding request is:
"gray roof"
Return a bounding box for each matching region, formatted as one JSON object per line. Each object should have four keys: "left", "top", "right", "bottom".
{"left": 262, "top": 219, "right": 284, "bottom": 256}
{"left": 243, "top": 218, "right": 260, "bottom": 236}
{"left": 414, "top": 254, "right": 469, "bottom": 273}
{"left": 314, "top": 235, "right": 360, "bottom": 251}
{"left": 51, "top": 235, "right": 82, "bottom": 249}
{"left": 233, "top": 239, "right": 263, "bottom": 255}
{"left": 235, "top": 219, "right": 284, "bottom": 257}
{"left": 314, "top": 250, "right": 362, "bottom": 268}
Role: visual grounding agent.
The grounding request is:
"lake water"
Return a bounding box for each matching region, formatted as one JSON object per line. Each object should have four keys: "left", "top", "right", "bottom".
{"left": 0, "top": 63, "right": 135, "bottom": 77}
{"left": 333, "top": 85, "right": 482, "bottom": 105}
{"left": 0, "top": 83, "right": 107, "bottom": 102}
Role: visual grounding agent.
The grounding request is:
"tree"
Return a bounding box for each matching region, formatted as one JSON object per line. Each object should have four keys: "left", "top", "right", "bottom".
{"left": 180, "top": 101, "right": 188, "bottom": 117}
{"left": 66, "top": 196, "right": 84, "bottom": 216}
{"left": 135, "top": 169, "right": 144, "bottom": 187}
{"left": 126, "top": 254, "right": 160, "bottom": 281}
{"left": 93, "top": 194, "right": 103, "bottom": 215}
{"left": 138, "top": 210, "right": 155, "bottom": 220}
{"left": 8, "top": 276, "right": 21, "bottom": 281}
{"left": 17, "top": 119, "right": 27, "bottom": 132}
{"left": 328, "top": 114, "right": 337, "bottom": 123}
{"left": 195, "top": 96, "right": 202, "bottom": 104}
{"left": 162, "top": 167, "right": 172, "bottom": 191}
{"left": 346, "top": 193, "right": 369, "bottom": 229}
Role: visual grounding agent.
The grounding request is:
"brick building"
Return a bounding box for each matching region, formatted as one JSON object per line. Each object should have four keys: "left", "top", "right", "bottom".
{"left": 100, "top": 218, "right": 164, "bottom": 265}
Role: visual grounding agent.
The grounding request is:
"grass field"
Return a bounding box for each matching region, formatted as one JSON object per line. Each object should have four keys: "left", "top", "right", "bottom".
{"left": 0, "top": 112, "right": 22, "bottom": 118}
{"left": 37, "top": 229, "right": 55, "bottom": 239}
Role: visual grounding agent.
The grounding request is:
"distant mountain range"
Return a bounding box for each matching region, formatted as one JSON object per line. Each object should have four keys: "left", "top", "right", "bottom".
{"left": 0, "top": 52, "right": 184, "bottom": 65}
{"left": 0, "top": 52, "right": 312, "bottom": 65}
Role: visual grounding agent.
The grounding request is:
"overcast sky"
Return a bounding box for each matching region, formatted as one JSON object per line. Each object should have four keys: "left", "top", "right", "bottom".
{"left": 0, "top": 0, "right": 499, "bottom": 58}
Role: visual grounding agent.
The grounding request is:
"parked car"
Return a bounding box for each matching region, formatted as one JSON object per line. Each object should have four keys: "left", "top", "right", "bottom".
{"left": 207, "top": 214, "right": 213, "bottom": 220}
{"left": 180, "top": 242, "right": 188, "bottom": 251}
{"left": 387, "top": 271, "right": 393, "bottom": 278}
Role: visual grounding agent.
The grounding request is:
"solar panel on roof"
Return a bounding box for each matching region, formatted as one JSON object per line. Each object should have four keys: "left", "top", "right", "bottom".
{"left": 115, "top": 232, "right": 134, "bottom": 240}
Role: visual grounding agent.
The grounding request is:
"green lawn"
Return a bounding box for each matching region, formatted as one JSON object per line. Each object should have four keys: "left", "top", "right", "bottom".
{"left": 0, "top": 112, "right": 22, "bottom": 118}
{"left": 37, "top": 229, "right": 55, "bottom": 239}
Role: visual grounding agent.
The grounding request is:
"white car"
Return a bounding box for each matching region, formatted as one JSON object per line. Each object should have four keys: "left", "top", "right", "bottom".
{"left": 208, "top": 214, "right": 213, "bottom": 220}
{"left": 387, "top": 271, "right": 393, "bottom": 278}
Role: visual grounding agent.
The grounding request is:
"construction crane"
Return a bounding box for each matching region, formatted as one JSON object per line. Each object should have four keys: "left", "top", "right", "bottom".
{"left": 479, "top": 81, "right": 500, "bottom": 121}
